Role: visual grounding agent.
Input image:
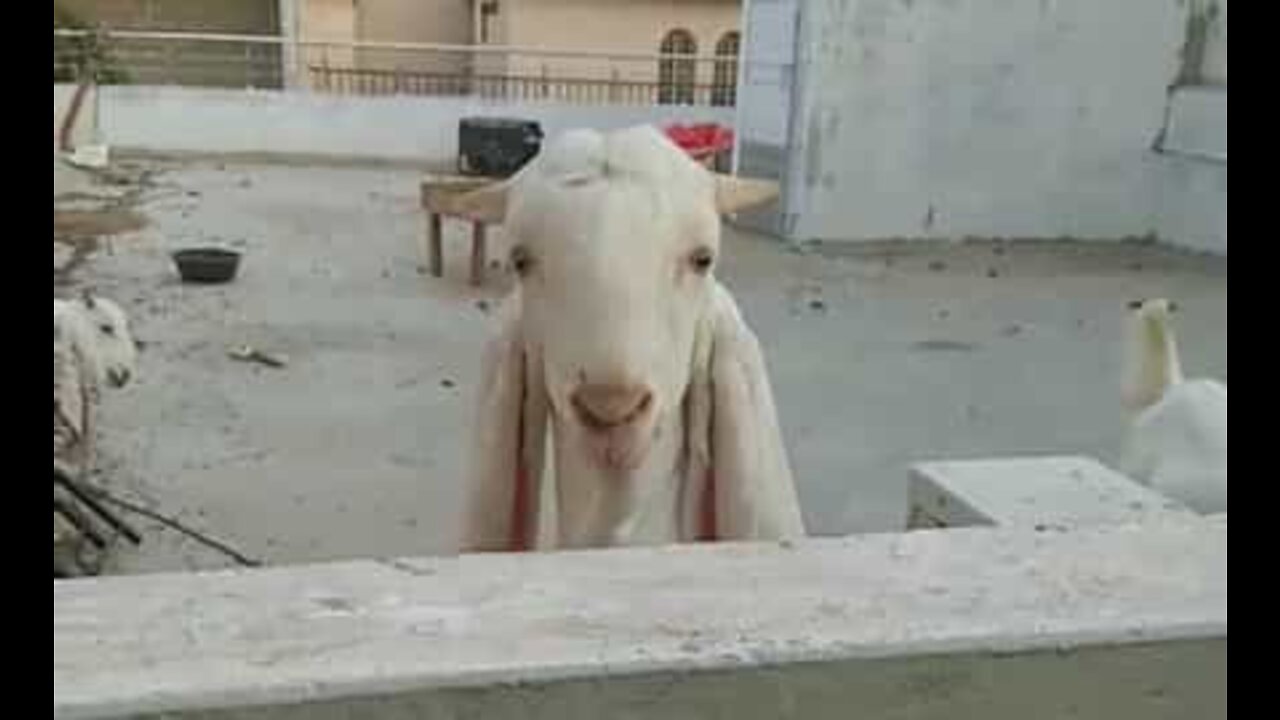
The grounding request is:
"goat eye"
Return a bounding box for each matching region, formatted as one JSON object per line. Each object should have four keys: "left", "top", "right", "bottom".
{"left": 99, "top": 324, "right": 116, "bottom": 336}
{"left": 688, "top": 247, "right": 715, "bottom": 275}
{"left": 510, "top": 246, "right": 534, "bottom": 276}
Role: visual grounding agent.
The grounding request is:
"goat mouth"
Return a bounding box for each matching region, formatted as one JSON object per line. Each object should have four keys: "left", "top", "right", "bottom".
{"left": 580, "top": 426, "right": 657, "bottom": 473}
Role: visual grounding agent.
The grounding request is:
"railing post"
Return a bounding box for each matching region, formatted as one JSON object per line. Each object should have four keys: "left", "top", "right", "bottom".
{"left": 163, "top": 42, "right": 178, "bottom": 86}
{"left": 313, "top": 47, "right": 324, "bottom": 92}
{"left": 244, "top": 43, "right": 254, "bottom": 89}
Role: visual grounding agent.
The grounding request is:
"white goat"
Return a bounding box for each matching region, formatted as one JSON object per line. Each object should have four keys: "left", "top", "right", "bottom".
{"left": 1118, "top": 298, "right": 1226, "bottom": 514}
{"left": 456, "top": 126, "right": 806, "bottom": 552}
{"left": 54, "top": 292, "right": 138, "bottom": 469}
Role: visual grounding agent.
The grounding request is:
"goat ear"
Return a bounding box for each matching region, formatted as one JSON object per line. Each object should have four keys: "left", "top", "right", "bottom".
{"left": 713, "top": 175, "right": 781, "bottom": 215}
{"left": 460, "top": 295, "right": 549, "bottom": 553}
{"left": 450, "top": 181, "right": 512, "bottom": 225}
{"left": 685, "top": 284, "right": 806, "bottom": 542}
{"left": 80, "top": 290, "right": 96, "bottom": 310}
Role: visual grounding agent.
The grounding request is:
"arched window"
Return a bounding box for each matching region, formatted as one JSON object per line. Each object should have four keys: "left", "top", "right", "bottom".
{"left": 658, "top": 29, "right": 697, "bottom": 105}
{"left": 711, "top": 31, "right": 740, "bottom": 107}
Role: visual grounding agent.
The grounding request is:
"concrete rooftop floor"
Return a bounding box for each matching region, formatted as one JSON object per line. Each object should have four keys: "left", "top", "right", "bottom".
{"left": 56, "top": 159, "right": 1227, "bottom": 574}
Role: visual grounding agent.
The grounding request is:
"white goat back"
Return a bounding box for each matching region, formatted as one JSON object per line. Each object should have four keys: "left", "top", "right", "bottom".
{"left": 1120, "top": 378, "right": 1227, "bottom": 514}
{"left": 54, "top": 313, "right": 89, "bottom": 460}
{"left": 1117, "top": 299, "right": 1226, "bottom": 514}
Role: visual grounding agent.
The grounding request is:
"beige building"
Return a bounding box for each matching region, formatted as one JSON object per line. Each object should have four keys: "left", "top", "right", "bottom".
{"left": 54, "top": 0, "right": 741, "bottom": 102}
{"left": 299, "top": 0, "right": 741, "bottom": 103}
{"left": 300, "top": 0, "right": 473, "bottom": 86}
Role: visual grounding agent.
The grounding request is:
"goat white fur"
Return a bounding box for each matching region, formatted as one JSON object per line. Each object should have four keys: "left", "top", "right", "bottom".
{"left": 457, "top": 126, "right": 805, "bottom": 552}
{"left": 1118, "top": 298, "right": 1226, "bottom": 514}
{"left": 54, "top": 293, "right": 138, "bottom": 467}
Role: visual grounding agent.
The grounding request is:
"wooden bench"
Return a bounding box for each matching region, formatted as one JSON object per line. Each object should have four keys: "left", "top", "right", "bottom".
{"left": 419, "top": 174, "right": 500, "bottom": 287}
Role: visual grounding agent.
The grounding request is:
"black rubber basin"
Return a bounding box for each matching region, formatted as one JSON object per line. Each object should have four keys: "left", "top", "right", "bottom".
{"left": 172, "top": 248, "right": 241, "bottom": 284}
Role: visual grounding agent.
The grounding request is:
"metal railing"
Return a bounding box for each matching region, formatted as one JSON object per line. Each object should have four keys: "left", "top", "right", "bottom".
{"left": 306, "top": 65, "right": 732, "bottom": 106}
{"left": 53, "top": 29, "right": 742, "bottom": 107}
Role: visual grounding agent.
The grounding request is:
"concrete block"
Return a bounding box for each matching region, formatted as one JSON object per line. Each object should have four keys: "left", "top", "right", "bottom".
{"left": 908, "top": 455, "right": 1192, "bottom": 530}
{"left": 1162, "top": 86, "right": 1227, "bottom": 162}
{"left": 55, "top": 516, "right": 1225, "bottom": 719}
{"left": 85, "top": 85, "right": 734, "bottom": 164}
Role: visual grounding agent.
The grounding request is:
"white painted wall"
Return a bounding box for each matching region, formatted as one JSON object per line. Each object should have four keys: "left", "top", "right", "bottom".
{"left": 737, "top": 0, "right": 1225, "bottom": 254}
{"left": 784, "top": 0, "right": 1186, "bottom": 244}
{"left": 78, "top": 85, "right": 733, "bottom": 164}
{"left": 732, "top": 0, "right": 801, "bottom": 236}
{"left": 736, "top": 0, "right": 797, "bottom": 151}
{"left": 1201, "top": 0, "right": 1227, "bottom": 85}
{"left": 1152, "top": 85, "right": 1226, "bottom": 254}
{"left": 1152, "top": 152, "right": 1226, "bottom": 255}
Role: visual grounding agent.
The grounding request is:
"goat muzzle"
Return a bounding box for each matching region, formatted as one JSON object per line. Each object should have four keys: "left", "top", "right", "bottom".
{"left": 571, "top": 383, "right": 654, "bottom": 433}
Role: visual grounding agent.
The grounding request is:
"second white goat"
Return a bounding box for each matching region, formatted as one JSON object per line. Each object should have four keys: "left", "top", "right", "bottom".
{"left": 1118, "top": 298, "right": 1226, "bottom": 514}
{"left": 54, "top": 292, "right": 138, "bottom": 468}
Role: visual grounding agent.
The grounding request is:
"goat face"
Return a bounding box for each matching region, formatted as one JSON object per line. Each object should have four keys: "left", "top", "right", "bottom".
{"left": 514, "top": 137, "right": 722, "bottom": 472}
{"left": 461, "top": 126, "right": 777, "bottom": 476}
{"left": 457, "top": 126, "right": 798, "bottom": 551}
{"left": 61, "top": 293, "right": 139, "bottom": 389}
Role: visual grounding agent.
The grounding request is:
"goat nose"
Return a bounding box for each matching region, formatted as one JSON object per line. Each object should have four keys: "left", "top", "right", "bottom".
{"left": 572, "top": 384, "right": 653, "bottom": 431}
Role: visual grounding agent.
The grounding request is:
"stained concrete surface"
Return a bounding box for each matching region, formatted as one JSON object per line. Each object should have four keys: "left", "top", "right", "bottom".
{"left": 53, "top": 518, "right": 1227, "bottom": 719}
{"left": 55, "top": 159, "right": 1227, "bottom": 574}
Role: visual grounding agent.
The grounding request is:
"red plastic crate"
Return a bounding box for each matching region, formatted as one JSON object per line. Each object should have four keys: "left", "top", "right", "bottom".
{"left": 663, "top": 123, "right": 735, "bottom": 161}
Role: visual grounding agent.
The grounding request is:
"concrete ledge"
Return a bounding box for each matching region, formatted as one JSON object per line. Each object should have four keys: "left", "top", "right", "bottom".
{"left": 55, "top": 517, "right": 1226, "bottom": 719}
{"left": 77, "top": 84, "right": 733, "bottom": 164}
{"left": 109, "top": 146, "right": 455, "bottom": 173}
{"left": 908, "top": 455, "right": 1193, "bottom": 529}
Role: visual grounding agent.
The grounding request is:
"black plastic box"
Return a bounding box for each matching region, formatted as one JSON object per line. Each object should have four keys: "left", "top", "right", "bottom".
{"left": 457, "top": 117, "right": 544, "bottom": 177}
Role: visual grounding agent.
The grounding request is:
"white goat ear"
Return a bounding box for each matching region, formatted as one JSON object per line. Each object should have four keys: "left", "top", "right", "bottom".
{"left": 685, "top": 284, "right": 806, "bottom": 542}
{"left": 713, "top": 175, "right": 781, "bottom": 215}
{"left": 460, "top": 296, "right": 549, "bottom": 553}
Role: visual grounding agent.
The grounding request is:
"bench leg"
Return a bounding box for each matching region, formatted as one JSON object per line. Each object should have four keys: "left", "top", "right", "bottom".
{"left": 470, "top": 222, "right": 487, "bottom": 287}
{"left": 429, "top": 213, "right": 444, "bottom": 278}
